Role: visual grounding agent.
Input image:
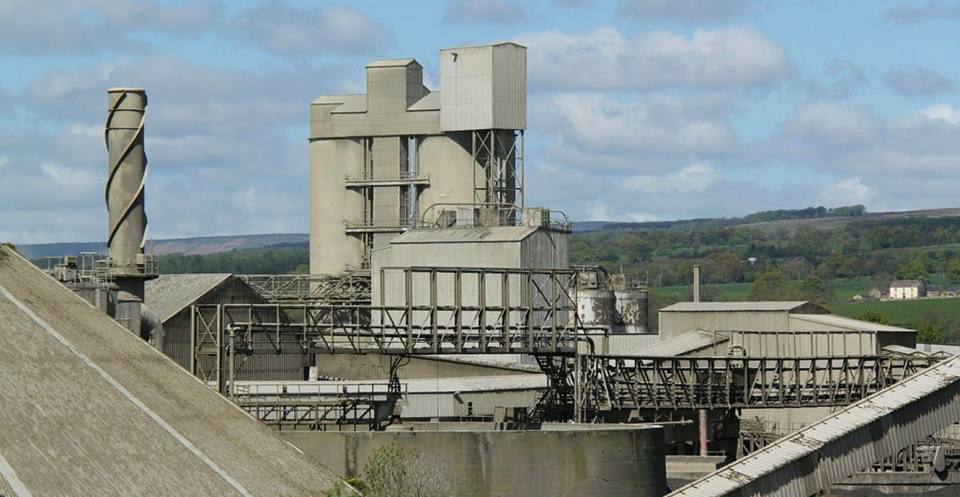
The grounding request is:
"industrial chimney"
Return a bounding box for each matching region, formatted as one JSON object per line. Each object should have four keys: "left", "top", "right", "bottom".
{"left": 105, "top": 87, "right": 156, "bottom": 336}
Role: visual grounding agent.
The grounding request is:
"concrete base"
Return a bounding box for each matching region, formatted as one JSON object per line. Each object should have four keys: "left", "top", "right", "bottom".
{"left": 282, "top": 426, "right": 668, "bottom": 497}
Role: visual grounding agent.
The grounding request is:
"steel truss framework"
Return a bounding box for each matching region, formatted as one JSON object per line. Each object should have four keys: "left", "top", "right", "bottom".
{"left": 577, "top": 353, "right": 943, "bottom": 412}
{"left": 233, "top": 381, "right": 403, "bottom": 431}
{"left": 191, "top": 267, "right": 585, "bottom": 388}
{"left": 239, "top": 273, "right": 371, "bottom": 303}
{"left": 472, "top": 129, "right": 523, "bottom": 209}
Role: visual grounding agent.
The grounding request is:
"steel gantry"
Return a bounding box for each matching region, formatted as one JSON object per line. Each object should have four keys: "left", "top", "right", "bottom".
{"left": 232, "top": 381, "right": 404, "bottom": 431}
{"left": 190, "top": 267, "right": 587, "bottom": 393}
{"left": 238, "top": 272, "right": 371, "bottom": 304}
{"left": 577, "top": 353, "right": 943, "bottom": 413}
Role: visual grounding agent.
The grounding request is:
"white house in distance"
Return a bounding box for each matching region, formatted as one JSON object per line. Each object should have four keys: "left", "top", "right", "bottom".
{"left": 889, "top": 279, "right": 925, "bottom": 300}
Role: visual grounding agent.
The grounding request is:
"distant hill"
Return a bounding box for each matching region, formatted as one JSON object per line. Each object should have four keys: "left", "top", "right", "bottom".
{"left": 18, "top": 233, "right": 309, "bottom": 260}
{"left": 19, "top": 206, "right": 960, "bottom": 260}
{"left": 577, "top": 207, "right": 960, "bottom": 235}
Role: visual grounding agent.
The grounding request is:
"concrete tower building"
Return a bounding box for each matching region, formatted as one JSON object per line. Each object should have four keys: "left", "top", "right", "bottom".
{"left": 309, "top": 42, "right": 527, "bottom": 274}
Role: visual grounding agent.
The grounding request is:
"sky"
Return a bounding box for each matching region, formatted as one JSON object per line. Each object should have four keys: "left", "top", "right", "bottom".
{"left": 1, "top": 0, "right": 959, "bottom": 243}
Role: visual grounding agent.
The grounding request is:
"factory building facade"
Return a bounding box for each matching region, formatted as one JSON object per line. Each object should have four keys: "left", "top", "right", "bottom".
{"left": 309, "top": 42, "right": 526, "bottom": 274}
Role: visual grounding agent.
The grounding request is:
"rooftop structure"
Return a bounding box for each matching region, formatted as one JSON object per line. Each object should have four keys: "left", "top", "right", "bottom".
{"left": 310, "top": 42, "right": 527, "bottom": 273}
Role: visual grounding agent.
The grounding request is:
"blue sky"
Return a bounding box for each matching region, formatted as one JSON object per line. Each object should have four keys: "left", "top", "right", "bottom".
{"left": 1, "top": 0, "right": 959, "bottom": 243}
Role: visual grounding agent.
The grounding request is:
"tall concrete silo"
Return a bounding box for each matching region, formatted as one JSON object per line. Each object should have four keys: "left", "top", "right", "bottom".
{"left": 105, "top": 87, "right": 157, "bottom": 336}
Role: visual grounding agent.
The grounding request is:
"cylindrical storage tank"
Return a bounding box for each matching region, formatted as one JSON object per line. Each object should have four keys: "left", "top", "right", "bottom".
{"left": 105, "top": 88, "right": 147, "bottom": 270}
{"left": 615, "top": 289, "right": 649, "bottom": 334}
{"left": 282, "top": 426, "right": 668, "bottom": 497}
{"left": 575, "top": 288, "right": 617, "bottom": 331}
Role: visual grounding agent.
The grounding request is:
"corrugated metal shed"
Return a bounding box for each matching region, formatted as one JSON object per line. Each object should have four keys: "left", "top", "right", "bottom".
{"left": 440, "top": 42, "right": 526, "bottom": 131}
{"left": 0, "top": 247, "right": 337, "bottom": 496}
{"left": 666, "top": 354, "right": 960, "bottom": 497}
{"left": 146, "top": 273, "right": 231, "bottom": 322}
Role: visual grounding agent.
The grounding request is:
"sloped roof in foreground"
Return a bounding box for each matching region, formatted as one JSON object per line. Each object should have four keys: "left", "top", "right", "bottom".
{"left": 0, "top": 247, "right": 336, "bottom": 497}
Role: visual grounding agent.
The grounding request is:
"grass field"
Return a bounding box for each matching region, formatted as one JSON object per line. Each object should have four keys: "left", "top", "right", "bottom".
{"left": 827, "top": 298, "right": 960, "bottom": 327}
{"left": 654, "top": 277, "right": 878, "bottom": 303}
{"left": 655, "top": 281, "right": 752, "bottom": 301}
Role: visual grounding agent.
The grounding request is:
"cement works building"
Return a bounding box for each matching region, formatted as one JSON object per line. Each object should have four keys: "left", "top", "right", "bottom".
{"left": 310, "top": 42, "right": 527, "bottom": 273}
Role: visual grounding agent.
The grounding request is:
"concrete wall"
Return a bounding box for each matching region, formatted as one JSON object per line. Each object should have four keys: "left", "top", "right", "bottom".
{"left": 310, "top": 138, "right": 365, "bottom": 274}
{"left": 282, "top": 427, "right": 667, "bottom": 497}
{"left": 417, "top": 132, "right": 476, "bottom": 216}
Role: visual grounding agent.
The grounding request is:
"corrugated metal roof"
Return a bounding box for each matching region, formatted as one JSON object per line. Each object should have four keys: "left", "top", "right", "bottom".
{"left": 660, "top": 301, "right": 814, "bottom": 312}
{"left": 443, "top": 41, "right": 527, "bottom": 50}
{"left": 666, "top": 354, "right": 960, "bottom": 497}
{"left": 145, "top": 273, "right": 231, "bottom": 322}
{"left": 407, "top": 91, "right": 441, "bottom": 111}
{"left": 366, "top": 58, "right": 418, "bottom": 68}
{"left": 0, "top": 247, "right": 337, "bottom": 496}
{"left": 790, "top": 313, "right": 913, "bottom": 332}
{"left": 391, "top": 226, "right": 539, "bottom": 244}
{"left": 432, "top": 354, "right": 541, "bottom": 373}
{"left": 623, "top": 330, "right": 728, "bottom": 357}
{"left": 312, "top": 93, "right": 363, "bottom": 105}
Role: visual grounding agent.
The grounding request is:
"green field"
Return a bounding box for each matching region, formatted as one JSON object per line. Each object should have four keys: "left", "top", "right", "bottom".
{"left": 654, "top": 277, "right": 877, "bottom": 303}
{"left": 827, "top": 298, "right": 960, "bottom": 327}
{"left": 655, "top": 281, "right": 752, "bottom": 301}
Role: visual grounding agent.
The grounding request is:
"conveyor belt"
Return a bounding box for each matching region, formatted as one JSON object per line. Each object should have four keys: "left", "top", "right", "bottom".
{"left": 665, "top": 354, "right": 960, "bottom": 497}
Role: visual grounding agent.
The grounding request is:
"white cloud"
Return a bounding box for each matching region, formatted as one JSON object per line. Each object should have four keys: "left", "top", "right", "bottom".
{"left": 40, "top": 161, "right": 99, "bottom": 190}
{"left": 0, "top": 0, "right": 218, "bottom": 54}
{"left": 226, "top": 2, "right": 393, "bottom": 57}
{"left": 443, "top": 0, "right": 527, "bottom": 25}
{"left": 749, "top": 100, "right": 960, "bottom": 182}
{"left": 884, "top": 1, "right": 960, "bottom": 23}
{"left": 0, "top": 156, "right": 7, "bottom": 170}
{"left": 623, "top": 163, "right": 720, "bottom": 193}
{"left": 816, "top": 177, "right": 876, "bottom": 207}
{"left": 627, "top": 212, "right": 659, "bottom": 222}
{"left": 534, "top": 93, "right": 736, "bottom": 173}
{"left": 521, "top": 27, "right": 790, "bottom": 92}
{"left": 883, "top": 67, "right": 956, "bottom": 97}
{"left": 616, "top": 0, "right": 749, "bottom": 20}
{"left": 920, "top": 103, "right": 960, "bottom": 124}
{"left": 2, "top": 54, "right": 331, "bottom": 243}
{"left": 585, "top": 201, "right": 613, "bottom": 221}
{"left": 780, "top": 101, "right": 885, "bottom": 150}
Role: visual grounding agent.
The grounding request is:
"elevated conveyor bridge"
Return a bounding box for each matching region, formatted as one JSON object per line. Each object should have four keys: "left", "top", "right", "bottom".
{"left": 665, "top": 354, "right": 960, "bottom": 497}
